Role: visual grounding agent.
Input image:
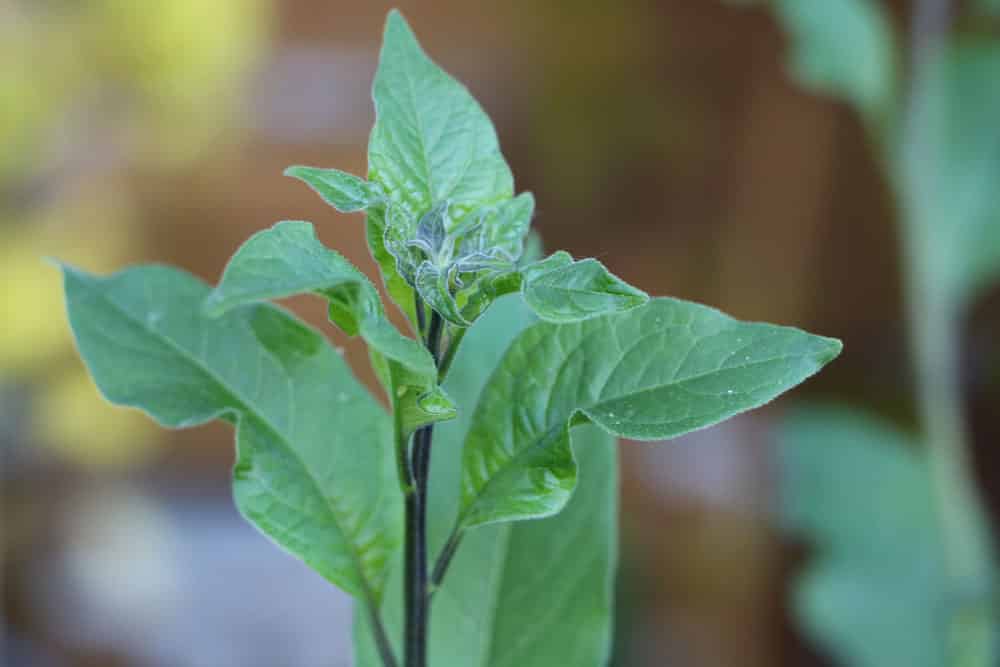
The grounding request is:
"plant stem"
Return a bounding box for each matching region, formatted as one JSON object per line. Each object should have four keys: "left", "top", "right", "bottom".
{"left": 364, "top": 595, "right": 400, "bottom": 667}
{"left": 404, "top": 309, "right": 443, "bottom": 667}
{"left": 437, "top": 326, "right": 466, "bottom": 382}
{"left": 428, "top": 529, "right": 464, "bottom": 597}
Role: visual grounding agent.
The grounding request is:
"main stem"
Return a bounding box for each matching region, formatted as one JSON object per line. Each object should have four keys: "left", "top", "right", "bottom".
{"left": 404, "top": 306, "right": 443, "bottom": 667}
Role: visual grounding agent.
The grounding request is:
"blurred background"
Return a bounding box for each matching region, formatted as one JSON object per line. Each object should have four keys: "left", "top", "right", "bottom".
{"left": 2, "top": 0, "right": 999, "bottom": 665}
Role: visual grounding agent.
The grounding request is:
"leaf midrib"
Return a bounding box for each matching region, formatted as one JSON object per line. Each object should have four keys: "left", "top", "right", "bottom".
{"left": 89, "top": 282, "right": 380, "bottom": 597}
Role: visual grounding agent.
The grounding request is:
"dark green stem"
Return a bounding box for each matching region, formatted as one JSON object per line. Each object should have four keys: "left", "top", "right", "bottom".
{"left": 428, "top": 528, "right": 464, "bottom": 597}
{"left": 405, "top": 309, "right": 443, "bottom": 667}
{"left": 364, "top": 594, "right": 400, "bottom": 667}
{"left": 437, "top": 326, "right": 466, "bottom": 383}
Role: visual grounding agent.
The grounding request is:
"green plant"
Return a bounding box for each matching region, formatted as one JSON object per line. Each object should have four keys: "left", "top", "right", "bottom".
{"left": 59, "top": 11, "right": 841, "bottom": 666}
{"left": 739, "top": 0, "right": 1000, "bottom": 665}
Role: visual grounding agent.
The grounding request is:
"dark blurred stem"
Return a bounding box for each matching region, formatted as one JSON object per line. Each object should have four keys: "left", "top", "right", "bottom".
{"left": 903, "top": 0, "right": 993, "bottom": 628}
{"left": 405, "top": 309, "right": 443, "bottom": 667}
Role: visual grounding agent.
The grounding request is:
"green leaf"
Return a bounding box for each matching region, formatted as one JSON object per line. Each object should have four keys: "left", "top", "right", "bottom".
{"left": 284, "top": 166, "right": 382, "bottom": 213}
{"left": 204, "top": 220, "right": 454, "bottom": 434}
{"left": 780, "top": 405, "right": 997, "bottom": 667}
{"left": 368, "top": 10, "right": 514, "bottom": 222}
{"left": 897, "top": 43, "right": 1000, "bottom": 308}
{"left": 459, "top": 297, "right": 841, "bottom": 528}
{"left": 771, "top": 0, "right": 896, "bottom": 127}
{"left": 355, "top": 296, "right": 617, "bottom": 667}
{"left": 61, "top": 264, "right": 400, "bottom": 601}
{"left": 521, "top": 251, "right": 649, "bottom": 322}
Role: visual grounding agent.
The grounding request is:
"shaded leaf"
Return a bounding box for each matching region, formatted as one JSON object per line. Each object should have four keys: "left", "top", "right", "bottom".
{"left": 460, "top": 298, "right": 841, "bottom": 528}
{"left": 61, "top": 264, "right": 400, "bottom": 601}
{"left": 355, "top": 296, "right": 617, "bottom": 667}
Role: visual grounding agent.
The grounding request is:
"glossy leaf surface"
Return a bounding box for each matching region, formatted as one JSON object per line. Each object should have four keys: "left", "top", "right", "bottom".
{"left": 459, "top": 297, "right": 842, "bottom": 528}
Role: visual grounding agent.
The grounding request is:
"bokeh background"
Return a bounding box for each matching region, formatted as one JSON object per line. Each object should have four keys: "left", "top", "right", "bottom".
{"left": 2, "top": 1, "right": 999, "bottom": 665}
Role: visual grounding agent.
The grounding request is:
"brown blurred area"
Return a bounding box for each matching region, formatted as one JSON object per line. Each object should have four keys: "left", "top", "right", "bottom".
{"left": 3, "top": 1, "right": 998, "bottom": 666}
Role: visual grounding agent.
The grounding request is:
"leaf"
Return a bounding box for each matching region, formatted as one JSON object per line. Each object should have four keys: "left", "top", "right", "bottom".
{"left": 897, "top": 42, "right": 1000, "bottom": 309}
{"left": 354, "top": 295, "right": 617, "bottom": 667}
{"left": 780, "top": 405, "right": 997, "bottom": 667}
{"left": 284, "top": 166, "right": 382, "bottom": 213}
{"left": 459, "top": 297, "right": 842, "bottom": 528}
{"left": 368, "top": 10, "right": 514, "bottom": 223}
{"left": 204, "top": 220, "right": 454, "bottom": 434}
{"left": 61, "top": 264, "right": 400, "bottom": 601}
{"left": 521, "top": 251, "right": 649, "bottom": 322}
{"left": 771, "top": 0, "right": 896, "bottom": 127}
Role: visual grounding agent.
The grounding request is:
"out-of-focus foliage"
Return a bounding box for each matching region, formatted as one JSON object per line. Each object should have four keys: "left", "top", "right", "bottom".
{"left": 781, "top": 406, "right": 951, "bottom": 667}
{"left": 752, "top": 0, "right": 1000, "bottom": 665}
{"left": 897, "top": 43, "right": 1000, "bottom": 310}
{"left": 0, "top": 0, "right": 266, "bottom": 180}
{"left": 771, "top": 0, "right": 896, "bottom": 128}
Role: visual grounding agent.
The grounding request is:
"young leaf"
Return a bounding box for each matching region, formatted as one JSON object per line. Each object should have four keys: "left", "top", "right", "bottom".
{"left": 897, "top": 43, "right": 1000, "bottom": 309}
{"left": 61, "top": 264, "right": 400, "bottom": 601}
{"left": 368, "top": 10, "right": 514, "bottom": 221}
{"left": 521, "top": 251, "right": 649, "bottom": 322}
{"left": 771, "top": 0, "right": 896, "bottom": 128}
{"left": 780, "top": 406, "right": 996, "bottom": 667}
{"left": 284, "top": 166, "right": 382, "bottom": 213}
{"left": 459, "top": 297, "right": 842, "bottom": 528}
{"left": 354, "top": 296, "right": 617, "bottom": 667}
{"left": 204, "top": 220, "right": 455, "bottom": 434}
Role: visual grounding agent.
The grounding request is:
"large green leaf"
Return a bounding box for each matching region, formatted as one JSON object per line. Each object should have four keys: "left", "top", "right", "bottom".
{"left": 771, "top": 0, "right": 896, "bottom": 128}
{"left": 354, "top": 296, "right": 617, "bottom": 667}
{"left": 368, "top": 10, "right": 513, "bottom": 224}
{"left": 897, "top": 43, "right": 1000, "bottom": 309}
{"left": 204, "top": 220, "right": 454, "bottom": 435}
{"left": 521, "top": 250, "right": 649, "bottom": 323}
{"left": 459, "top": 297, "right": 841, "bottom": 528}
{"left": 61, "top": 264, "right": 400, "bottom": 601}
{"left": 780, "top": 406, "right": 996, "bottom": 667}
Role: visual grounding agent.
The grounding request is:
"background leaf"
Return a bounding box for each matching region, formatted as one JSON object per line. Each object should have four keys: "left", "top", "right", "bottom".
{"left": 62, "top": 264, "right": 400, "bottom": 601}
{"left": 897, "top": 42, "right": 1000, "bottom": 309}
{"left": 459, "top": 297, "right": 842, "bottom": 528}
{"left": 771, "top": 0, "right": 896, "bottom": 128}
{"left": 354, "top": 295, "right": 617, "bottom": 667}
{"left": 778, "top": 405, "right": 999, "bottom": 667}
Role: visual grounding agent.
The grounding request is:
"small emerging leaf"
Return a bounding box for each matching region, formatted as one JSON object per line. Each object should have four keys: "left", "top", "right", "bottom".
{"left": 459, "top": 298, "right": 841, "bottom": 528}
{"left": 285, "top": 166, "right": 382, "bottom": 213}
{"left": 521, "top": 251, "right": 648, "bottom": 322}
{"left": 61, "top": 264, "right": 400, "bottom": 601}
